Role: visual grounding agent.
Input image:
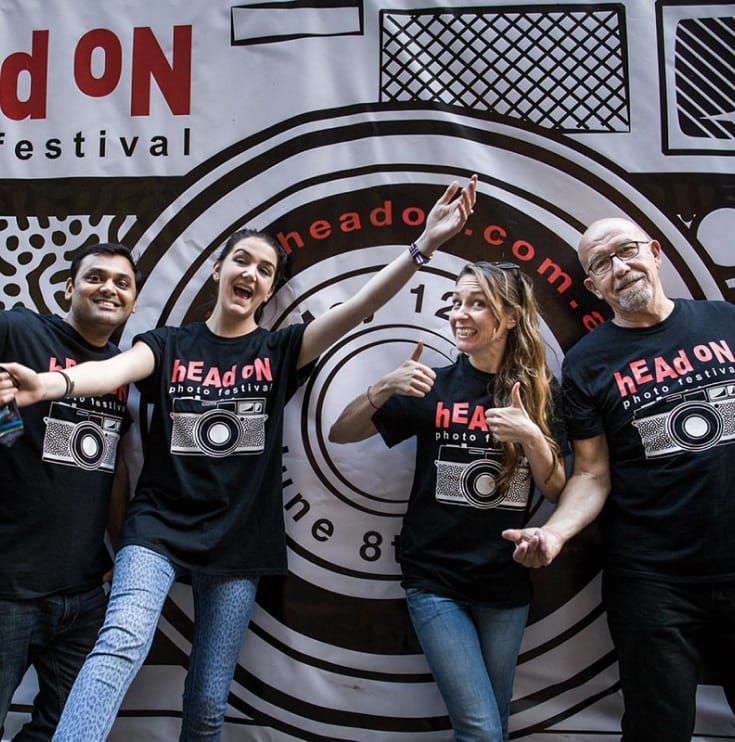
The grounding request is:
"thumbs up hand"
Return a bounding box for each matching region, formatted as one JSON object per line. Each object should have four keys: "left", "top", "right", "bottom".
{"left": 484, "top": 381, "right": 538, "bottom": 444}
{"left": 383, "top": 341, "right": 436, "bottom": 399}
{"left": 510, "top": 381, "right": 526, "bottom": 413}
{"left": 409, "top": 341, "right": 424, "bottom": 364}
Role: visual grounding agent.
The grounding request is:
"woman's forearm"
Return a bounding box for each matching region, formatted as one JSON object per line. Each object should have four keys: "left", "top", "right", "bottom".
{"left": 522, "top": 427, "right": 565, "bottom": 502}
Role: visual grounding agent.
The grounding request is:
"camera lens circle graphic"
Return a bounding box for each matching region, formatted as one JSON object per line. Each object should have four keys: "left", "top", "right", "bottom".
{"left": 117, "top": 107, "right": 725, "bottom": 737}
{"left": 69, "top": 422, "right": 106, "bottom": 470}
{"left": 667, "top": 402, "right": 724, "bottom": 451}
{"left": 461, "top": 457, "right": 506, "bottom": 508}
{"left": 193, "top": 409, "right": 243, "bottom": 457}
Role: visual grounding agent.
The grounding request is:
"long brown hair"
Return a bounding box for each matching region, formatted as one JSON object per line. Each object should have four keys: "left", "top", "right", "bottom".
{"left": 458, "top": 262, "right": 561, "bottom": 490}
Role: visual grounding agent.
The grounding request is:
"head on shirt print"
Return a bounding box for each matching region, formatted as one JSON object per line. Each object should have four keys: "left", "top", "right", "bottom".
{"left": 210, "top": 229, "right": 288, "bottom": 330}
{"left": 452, "top": 260, "right": 558, "bottom": 490}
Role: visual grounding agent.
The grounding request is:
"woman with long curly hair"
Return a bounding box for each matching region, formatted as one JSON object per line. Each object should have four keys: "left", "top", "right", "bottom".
{"left": 329, "top": 260, "right": 567, "bottom": 742}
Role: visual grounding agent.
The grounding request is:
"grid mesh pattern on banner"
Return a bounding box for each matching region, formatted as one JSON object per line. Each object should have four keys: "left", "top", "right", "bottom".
{"left": 380, "top": 6, "right": 630, "bottom": 132}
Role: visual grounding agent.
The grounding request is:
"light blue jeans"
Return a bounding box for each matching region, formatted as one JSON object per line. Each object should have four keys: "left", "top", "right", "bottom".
{"left": 52, "top": 545, "right": 258, "bottom": 742}
{"left": 405, "top": 588, "right": 528, "bottom": 742}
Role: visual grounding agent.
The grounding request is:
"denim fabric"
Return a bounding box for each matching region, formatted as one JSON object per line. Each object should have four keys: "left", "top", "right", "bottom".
{"left": 603, "top": 572, "right": 735, "bottom": 742}
{"left": 52, "top": 545, "right": 258, "bottom": 742}
{"left": 180, "top": 571, "right": 258, "bottom": 739}
{"left": 0, "top": 585, "right": 108, "bottom": 742}
{"left": 405, "top": 588, "right": 528, "bottom": 742}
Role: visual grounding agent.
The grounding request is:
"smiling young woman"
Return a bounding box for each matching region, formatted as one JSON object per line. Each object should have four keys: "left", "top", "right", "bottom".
{"left": 329, "top": 259, "right": 567, "bottom": 742}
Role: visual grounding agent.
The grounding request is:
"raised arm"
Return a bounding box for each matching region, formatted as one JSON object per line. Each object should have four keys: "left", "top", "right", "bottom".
{"left": 297, "top": 175, "right": 477, "bottom": 369}
{"left": 0, "top": 341, "right": 156, "bottom": 407}
{"left": 329, "top": 341, "right": 436, "bottom": 443}
{"left": 502, "top": 433, "right": 611, "bottom": 567}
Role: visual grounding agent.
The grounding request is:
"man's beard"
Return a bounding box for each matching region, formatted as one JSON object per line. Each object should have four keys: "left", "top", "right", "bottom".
{"left": 615, "top": 274, "right": 653, "bottom": 312}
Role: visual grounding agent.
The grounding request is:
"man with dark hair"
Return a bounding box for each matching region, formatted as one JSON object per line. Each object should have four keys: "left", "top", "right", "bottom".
{"left": 0, "top": 243, "right": 140, "bottom": 740}
{"left": 503, "top": 217, "right": 735, "bottom": 741}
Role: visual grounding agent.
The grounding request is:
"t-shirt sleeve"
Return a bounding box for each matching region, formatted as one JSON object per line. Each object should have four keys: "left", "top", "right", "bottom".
{"left": 0, "top": 311, "right": 9, "bottom": 355}
{"left": 283, "top": 322, "right": 316, "bottom": 400}
{"left": 372, "top": 394, "right": 419, "bottom": 448}
{"left": 131, "top": 327, "right": 168, "bottom": 399}
{"left": 549, "top": 375, "right": 570, "bottom": 456}
{"left": 562, "top": 355, "right": 605, "bottom": 441}
{"left": 0, "top": 308, "right": 29, "bottom": 357}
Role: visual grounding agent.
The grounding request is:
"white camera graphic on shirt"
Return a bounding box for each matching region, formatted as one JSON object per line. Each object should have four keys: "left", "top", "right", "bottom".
{"left": 632, "top": 382, "right": 735, "bottom": 457}
{"left": 42, "top": 401, "right": 121, "bottom": 472}
{"left": 434, "top": 444, "right": 530, "bottom": 510}
{"left": 170, "top": 396, "right": 268, "bottom": 457}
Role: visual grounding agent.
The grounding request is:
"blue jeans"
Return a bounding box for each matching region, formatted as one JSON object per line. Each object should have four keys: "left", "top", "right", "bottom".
{"left": 52, "top": 545, "right": 258, "bottom": 742}
{"left": 405, "top": 588, "right": 528, "bottom": 742}
{"left": 603, "top": 572, "right": 735, "bottom": 742}
{"left": 0, "top": 585, "right": 108, "bottom": 742}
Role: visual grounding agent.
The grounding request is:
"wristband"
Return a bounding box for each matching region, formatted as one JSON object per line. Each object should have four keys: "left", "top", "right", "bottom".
{"left": 408, "top": 242, "right": 432, "bottom": 266}
{"left": 56, "top": 369, "right": 76, "bottom": 398}
{"left": 366, "top": 385, "right": 379, "bottom": 409}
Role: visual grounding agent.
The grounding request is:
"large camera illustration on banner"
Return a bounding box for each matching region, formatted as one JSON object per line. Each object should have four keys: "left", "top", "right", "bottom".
{"left": 2, "top": 0, "right": 735, "bottom": 739}
{"left": 633, "top": 381, "right": 735, "bottom": 457}
{"left": 169, "top": 396, "right": 268, "bottom": 457}
{"left": 434, "top": 444, "right": 530, "bottom": 510}
{"left": 42, "top": 401, "right": 122, "bottom": 472}
{"left": 107, "top": 100, "right": 722, "bottom": 736}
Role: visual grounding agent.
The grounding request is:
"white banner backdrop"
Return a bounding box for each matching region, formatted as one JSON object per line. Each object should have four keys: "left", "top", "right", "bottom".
{"left": 2, "top": 1, "right": 735, "bottom": 739}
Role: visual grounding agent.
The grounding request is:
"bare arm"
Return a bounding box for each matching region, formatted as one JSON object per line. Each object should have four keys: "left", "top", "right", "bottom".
{"left": 520, "top": 429, "right": 566, "bottom": 502}
{"left": 484, "top": 382, "right": 566, "bottom": 501}
{"left": 329, "top": 341, "right": 436, "bottom": 442}
{"left": 0, "top": 341, "right": 156, "bottom": 407}
{"left": 297, "top": 176, "right": 477, "bottom": 369}
{"left": 328, "top": 392, "right": 379, "bottom": 443}
{"left": 502, "top": 434, "right": 611, "bottom": 567}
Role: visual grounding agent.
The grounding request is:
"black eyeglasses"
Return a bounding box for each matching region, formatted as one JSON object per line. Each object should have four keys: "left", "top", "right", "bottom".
{"left": 587, "top": 241, "right": 648, "bottom": 276}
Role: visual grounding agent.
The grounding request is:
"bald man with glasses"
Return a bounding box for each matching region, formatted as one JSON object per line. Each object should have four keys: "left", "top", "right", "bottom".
{"left": 504, "top": 217, "right": 735, "bottom": 741}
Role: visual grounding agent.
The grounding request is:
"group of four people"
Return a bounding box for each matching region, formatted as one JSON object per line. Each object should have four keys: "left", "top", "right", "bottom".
{"left": 1, "top": 175, "right": 733, "bottom": 742}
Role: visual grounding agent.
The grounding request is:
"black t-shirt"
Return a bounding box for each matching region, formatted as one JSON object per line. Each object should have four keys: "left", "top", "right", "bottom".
{"left": 563, "top": 298, "right": 735, "bottom": 581}
{"left": 119, "top": 321, "right": 312, "bottom": 575}
{"left": 0, "top": 308, "right": 130, "bottom": 599}
{"left": 373, "top": 353, "right": 567, "bottom": 605}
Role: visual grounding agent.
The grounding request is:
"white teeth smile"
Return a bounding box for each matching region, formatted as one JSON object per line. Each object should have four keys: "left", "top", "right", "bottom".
{"left": 455, "top": 328, "right": 475, "bottom": 337}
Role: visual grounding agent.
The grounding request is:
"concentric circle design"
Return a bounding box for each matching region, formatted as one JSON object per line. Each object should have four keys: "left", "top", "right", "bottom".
{"left": 461, "top": 458, "right": 505, "bottom": 508}
{"left": 69, "top": 422, "right": 107, "bottom": 470}
{"left": 117, "top": 107, "right": 721, "bottom": 738}
{"left": 193, "top": 409, "right": 244, "bottom": 457}
{"left": 668, "top": 402, "right": 724, "bottom": 451}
